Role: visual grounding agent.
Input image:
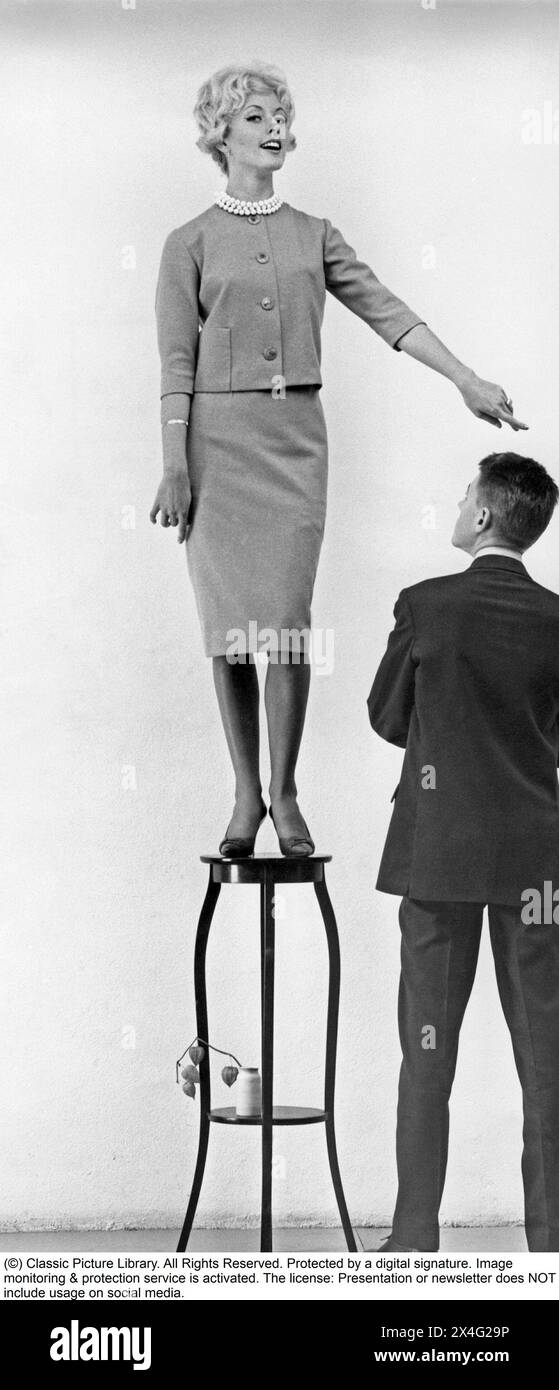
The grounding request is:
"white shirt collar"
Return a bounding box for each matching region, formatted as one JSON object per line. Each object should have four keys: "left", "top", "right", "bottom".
{"left": 472, "top": 546, "right": 524, "bottom": 562}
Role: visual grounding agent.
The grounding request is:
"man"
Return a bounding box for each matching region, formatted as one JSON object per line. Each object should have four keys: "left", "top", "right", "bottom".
{"left": 367, "top": 452, "right": 559, "bottom": 1253}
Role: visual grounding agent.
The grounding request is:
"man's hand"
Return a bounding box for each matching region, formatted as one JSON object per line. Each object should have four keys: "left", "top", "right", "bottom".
{"left": 457, "top": 371, "right": 528, "bottom": 431}
{"left": 150, "top": 469, "right": 192, "bottom": 544}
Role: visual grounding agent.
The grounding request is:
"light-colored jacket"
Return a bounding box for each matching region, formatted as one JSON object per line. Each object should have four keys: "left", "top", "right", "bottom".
{"left": 155, "top": 201, "right": 425, "bottom": 396}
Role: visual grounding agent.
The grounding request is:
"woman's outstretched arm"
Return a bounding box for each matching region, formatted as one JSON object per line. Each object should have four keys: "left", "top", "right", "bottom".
{"left": 323, "top": 219, "right": 528, "bottom": 431}
{"left": 395, "top": 323, "right": 528, "bottom": 431}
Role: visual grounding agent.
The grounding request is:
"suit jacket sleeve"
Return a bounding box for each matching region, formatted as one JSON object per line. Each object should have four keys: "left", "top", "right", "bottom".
{"left": 367, "top": 591, "right": 417, "bottom": 747}
{"left": 155, "top": 230, "right": 200, "bottom": 397}
{"left": 322, "top": 219, "right": 426, "bottom": 350}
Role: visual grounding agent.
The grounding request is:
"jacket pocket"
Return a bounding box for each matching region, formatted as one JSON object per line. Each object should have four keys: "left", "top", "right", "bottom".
{"left": 195, "top": 325, "right": 231, "bottom": 391}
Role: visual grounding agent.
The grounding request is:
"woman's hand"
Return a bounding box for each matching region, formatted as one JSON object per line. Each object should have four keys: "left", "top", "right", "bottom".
{"left": 150, "top": 469, "right": 192, "bottom": 544}
{"left": 396, "top": 328, "right": 529, "bottom": 431}
{"left": 456, "top": 370, "right": 528, "bottom": 431}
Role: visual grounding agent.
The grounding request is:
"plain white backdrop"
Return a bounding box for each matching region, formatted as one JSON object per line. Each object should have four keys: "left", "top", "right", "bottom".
{"left": 2, "top": 0, "right": 559, "bottom": 1234}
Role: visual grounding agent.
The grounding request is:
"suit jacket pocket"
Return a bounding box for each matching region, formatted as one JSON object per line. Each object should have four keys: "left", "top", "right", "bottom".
{"left": 194, "top": 324, "right": 231, "bottom": 391}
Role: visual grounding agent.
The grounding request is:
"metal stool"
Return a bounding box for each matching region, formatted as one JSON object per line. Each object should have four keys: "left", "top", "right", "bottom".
{"left": 177, "top": 853, "right": 356, "bottom": 1252}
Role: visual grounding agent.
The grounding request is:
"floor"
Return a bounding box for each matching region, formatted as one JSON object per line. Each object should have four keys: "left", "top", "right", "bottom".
{"left": 0, "top": 1226, "right": 526, "bottom": 1252}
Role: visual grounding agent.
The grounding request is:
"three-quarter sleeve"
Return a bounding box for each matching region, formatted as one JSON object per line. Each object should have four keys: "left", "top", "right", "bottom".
{"left": 323, "top": 218, "right": 426, "bottom": 351}
{"left": 155, "top": 229, "right": 201, "bottom": 397}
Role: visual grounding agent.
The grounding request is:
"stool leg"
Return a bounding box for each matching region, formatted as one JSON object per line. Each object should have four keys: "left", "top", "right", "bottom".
{"left": 260, "top": 882, "right": 266, "bottom": 1016}
{"left": 177, "top": 872, "right": 221, "bottom": 1252}
{"left": 260, "top": 874, "right": 275, "bottom": 1251}
{"left": 314, "top": 878, "right": 357, "bottom": 1252}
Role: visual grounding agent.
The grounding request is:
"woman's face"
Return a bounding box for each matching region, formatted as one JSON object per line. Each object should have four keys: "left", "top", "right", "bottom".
{"left": 221, "top": 88, "right": 289, "bottom": 175}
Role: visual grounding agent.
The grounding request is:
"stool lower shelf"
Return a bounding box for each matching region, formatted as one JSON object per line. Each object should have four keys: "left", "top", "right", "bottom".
{"left": 210, "top": 1106, "right": 327, "bottom": 1126}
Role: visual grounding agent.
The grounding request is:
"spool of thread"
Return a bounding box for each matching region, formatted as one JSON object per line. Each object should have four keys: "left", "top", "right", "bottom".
{"left": 235, "top": 1067, "right": 262, "bottom": 1117}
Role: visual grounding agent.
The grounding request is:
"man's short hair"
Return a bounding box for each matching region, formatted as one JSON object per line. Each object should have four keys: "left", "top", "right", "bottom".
{"left": 477, "top": 452, "right": 558, "bottom": 550}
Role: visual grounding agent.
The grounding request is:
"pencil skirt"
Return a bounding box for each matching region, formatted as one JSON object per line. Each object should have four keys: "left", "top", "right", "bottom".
{"left": 185, "top": 387, "right": 329, "bottom": 657}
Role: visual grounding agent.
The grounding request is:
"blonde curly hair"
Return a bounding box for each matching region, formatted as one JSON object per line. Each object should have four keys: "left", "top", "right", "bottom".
{"left": 194, "top": 63, "right": 296, "bottom": 174}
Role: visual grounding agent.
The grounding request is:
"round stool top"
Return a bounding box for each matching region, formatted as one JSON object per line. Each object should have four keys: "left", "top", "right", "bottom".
{"left": 200, "top": 852, "right": 332, "bottom": 884}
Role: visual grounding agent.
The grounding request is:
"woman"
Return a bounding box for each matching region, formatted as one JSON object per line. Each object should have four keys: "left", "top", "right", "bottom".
{"left": 150, "top": 63, "right": 526, "bottom": 859}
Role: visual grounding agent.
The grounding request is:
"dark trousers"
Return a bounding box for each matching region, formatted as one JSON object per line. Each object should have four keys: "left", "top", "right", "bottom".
{"left": 391, "top": 897, "right": 559, "bottom": 1252}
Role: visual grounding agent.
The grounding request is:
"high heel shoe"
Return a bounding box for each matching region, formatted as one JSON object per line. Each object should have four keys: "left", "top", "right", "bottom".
{"left": 218, "top": 802, "right": 267, "bottom": 859}
{"left": 269, "top": 805, "right": 315, "bottom": 858}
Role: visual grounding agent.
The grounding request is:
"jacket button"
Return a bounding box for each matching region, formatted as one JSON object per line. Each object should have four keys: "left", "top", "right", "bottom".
{"left": 263, "top": 347, "right": 277, "bottom": 361}
{"left": 248, "top": 214, "right": 261, "bottom": 224}
{"left": 256, "top": 252, "right": 269, "bottom": 263}
{"left": 260, "top": 296, "right": 275, "bottom": 310}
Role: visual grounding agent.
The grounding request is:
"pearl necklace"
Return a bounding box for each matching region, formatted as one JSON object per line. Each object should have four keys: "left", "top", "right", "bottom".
{"left": 215, "top": 190, "right": 282, "bottom": 217}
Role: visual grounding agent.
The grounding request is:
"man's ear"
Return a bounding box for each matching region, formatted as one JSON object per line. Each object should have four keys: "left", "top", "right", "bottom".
{"left": 476, "top": 505, "right": 492, "bottom": 533}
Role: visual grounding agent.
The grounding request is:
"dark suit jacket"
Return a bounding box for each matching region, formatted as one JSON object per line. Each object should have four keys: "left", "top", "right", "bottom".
{"left": 367, "top": 554, "right": 559, "bottom": 903}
